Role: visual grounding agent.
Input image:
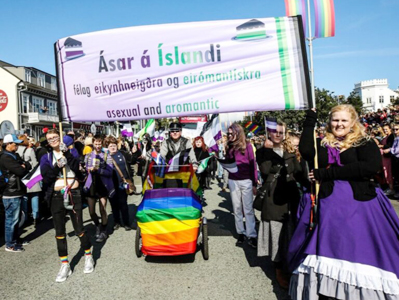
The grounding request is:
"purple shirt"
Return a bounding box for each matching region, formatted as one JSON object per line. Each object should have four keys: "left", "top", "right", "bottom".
{"left": 226, "top": 142, "right": 258, "bottom": 186}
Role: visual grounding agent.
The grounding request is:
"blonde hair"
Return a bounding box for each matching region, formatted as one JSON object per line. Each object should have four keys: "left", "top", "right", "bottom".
{"left": 284, "top": 131, "right": 301, "bottom": 161}
{"left": 321, "top": 104, "right": 368, "bottom": 150}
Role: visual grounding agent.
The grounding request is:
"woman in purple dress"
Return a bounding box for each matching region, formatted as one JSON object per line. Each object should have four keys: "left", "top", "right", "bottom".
{"left": 288, "top": 105, "right": 399, "bottom": 300}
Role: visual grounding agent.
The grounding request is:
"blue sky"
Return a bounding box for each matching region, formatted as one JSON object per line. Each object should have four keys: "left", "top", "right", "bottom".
{"left": 0, "top": 0, "right": 397, "bottom": 97}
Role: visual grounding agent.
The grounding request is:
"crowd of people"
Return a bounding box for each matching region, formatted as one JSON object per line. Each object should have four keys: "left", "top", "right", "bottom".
{"left": 1, "top": 105, "right": 399, "bottom": 300}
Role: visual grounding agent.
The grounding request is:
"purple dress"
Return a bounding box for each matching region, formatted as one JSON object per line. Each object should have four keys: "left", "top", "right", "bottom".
{"left": 288, "top": 146, "right": 399, "bottom": 300}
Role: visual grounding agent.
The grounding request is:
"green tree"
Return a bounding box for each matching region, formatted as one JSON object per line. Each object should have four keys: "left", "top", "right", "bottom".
{"left": 343, "top": 90, "right": 363, "bottom": 115}
{"left": 314, "top": 88, "right": 339, "bottom": 124}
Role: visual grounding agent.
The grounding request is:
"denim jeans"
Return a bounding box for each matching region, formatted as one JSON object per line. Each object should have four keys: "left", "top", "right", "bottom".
{"left": 22, "top": 192, "right": 39, "bottom": 220}
{"left": 2, "top": 197, "right": 22, "bottom": 248}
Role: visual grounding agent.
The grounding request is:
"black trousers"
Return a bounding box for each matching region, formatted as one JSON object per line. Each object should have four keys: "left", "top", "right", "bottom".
{"left": 109, "top": 188, "right": 130, "bottom": 226}
{"left": 50, "top": 189, "right": 91, "bottom": 257}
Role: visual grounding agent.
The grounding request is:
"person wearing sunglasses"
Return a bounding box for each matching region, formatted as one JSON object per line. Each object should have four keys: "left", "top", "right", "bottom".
{"left": 160, "top": 122, "right": 198, "bottom": 170}
{"left": 225, "top": 123, "right": 258, "bottom": 249}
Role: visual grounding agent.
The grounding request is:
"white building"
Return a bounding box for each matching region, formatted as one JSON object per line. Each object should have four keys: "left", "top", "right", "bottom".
{"left": 0, "top": 60, "right": 105, "bottom": 139}
{"left": 354, "top": 79, "right": 399, "bottom": 112}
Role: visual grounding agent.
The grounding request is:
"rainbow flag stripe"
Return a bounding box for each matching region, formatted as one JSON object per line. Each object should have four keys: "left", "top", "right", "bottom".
{"left": 143, "top": 164, "right": 202, "bottom": 196}
{"left": 244, "top": 121, "right": 253, "bottom": 129}
{"left": 284, "top": 0, "right": 307, "bottom": 33}
{"left": 137, "top": 188, "right": 202, "bottom": 256}
{"left": 314, "top": 0, "right": 335, "bottom": 38}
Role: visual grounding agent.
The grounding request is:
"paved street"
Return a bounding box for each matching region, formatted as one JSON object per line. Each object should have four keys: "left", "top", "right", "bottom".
{"left": 1, "top": 179, "right": 399, "bottom": 300}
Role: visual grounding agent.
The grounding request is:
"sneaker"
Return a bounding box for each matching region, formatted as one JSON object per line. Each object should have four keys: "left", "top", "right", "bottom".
{"left": 96, "top": 232, "right": 108, "bottom": 243}
{"left": 237, "top": 234, "right": 245, "bottom": 244}
{"left": 5, "top": 245, "right": 25, "bottom": 253}
{"left": 95, "top": 226, "right": 101, "bottom": 238}
{"left": 124, "top": 226, "right": 132, "bottom": 231}
{"left": 55, "top": 263, "right": 72, "bottom": 283}
{"left": 247, "top": 237, "right": 257, "bottom": 249}
{"left": 17, "top": 240, "right": 30, "bottom": 246}
{"left": 221, "top": 188, "right": 227, "bottom": 192}
{"left": 113, "top": 223, "right": 121, "bottom": 230}
{"left": 83, "top": 255, "right": 95, "bottom": 274}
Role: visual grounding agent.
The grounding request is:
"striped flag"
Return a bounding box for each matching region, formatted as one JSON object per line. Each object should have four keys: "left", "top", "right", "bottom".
{"left": 134, "top": 119, "right": 155, "bottom": 140}
{"left": 314, "top": 0, "right": 335, "bottom": 38}
{"left": 151, "top": 151, "right": 167, "bottom": 178}
{"left": 284, "top": 0, "right": 307, "bottom": 33}
{"left": 196, "top": 155, "right": 214, "bottom": 174}
{"left": 168, "top": 149, "right": 191, "bottom": 172}
{"left": 216, "top": 156, "right": 238, "bottom": 174}
{"left": 121, "top": 123, "right": 133, "bottom": 137}
{"left": 200, "top": 114, "right": 222, "bottom": 152}
{"left": 244, "top": 121, "right": 253, "bottom": 129}
{"left": 22, "top": 165, "right": 42, "bottom": 189}
{"left": 265, "top": 117, "right": 278, "bottom": 133}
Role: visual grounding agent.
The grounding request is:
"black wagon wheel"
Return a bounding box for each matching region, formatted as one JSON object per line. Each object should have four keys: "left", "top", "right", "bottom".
{"left": 201, "top": 219, "right": 209, "bottom": 260}
{"left": 135, "top": 226, "right": 143, "bottom": 258}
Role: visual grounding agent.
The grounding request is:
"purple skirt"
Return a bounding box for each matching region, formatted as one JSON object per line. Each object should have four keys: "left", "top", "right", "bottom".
{"left": 288, "top": 181, "right": 399, "bottom": 299}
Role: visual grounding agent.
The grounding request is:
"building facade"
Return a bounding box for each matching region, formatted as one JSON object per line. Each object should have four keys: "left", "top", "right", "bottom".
{"left": 0, "top": 60, "right": 107, "bottom": 140}
{"left": 354, "top": 79, "right": 399, "bottom": 112}
{"left": 0, "top": 60, "right": 64, "bottom": 139}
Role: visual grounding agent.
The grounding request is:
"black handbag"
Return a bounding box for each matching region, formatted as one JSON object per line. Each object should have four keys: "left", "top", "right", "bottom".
{"left": 253, "top": 165, "right": 283, "bottom": 211}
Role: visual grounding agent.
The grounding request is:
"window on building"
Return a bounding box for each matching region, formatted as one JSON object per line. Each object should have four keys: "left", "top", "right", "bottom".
{"left": 391, "top": 95, "right": 395, "bottom": 103}
{"left": 32, "top": 96, "right": 44, "bottom": 113}
{"left": 379, "top": 96, "right": 384, "bottom": 103}
{"left": 25, "top": 70, "right": 31, "bottom": 82}
{"left": 22, "top": 94, "right": 29, "bottom": 113}
{"left": 51, "top": 77, "right": 57, "bottom": 91}
{"left": 37, "top": 72, "right": 45, "bottom": 87}
{"left": 47, "top": 100, "right": 58, "bottom": 116}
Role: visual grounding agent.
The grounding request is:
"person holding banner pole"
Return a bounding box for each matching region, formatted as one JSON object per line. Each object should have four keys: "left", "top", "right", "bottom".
{"left": 40, "top": 128, "right": 94, "bottom": 282}
{"left": 84, "top": 135, "right": 115, "bottom": 243}
{"left": 288, "top": 106, "right": 399, "bottom": 300}
{"left": 226, "top": 123, "right": 258, "bottom": 248}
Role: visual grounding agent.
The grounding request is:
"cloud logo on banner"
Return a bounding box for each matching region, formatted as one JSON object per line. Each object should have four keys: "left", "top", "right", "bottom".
{"left": 64, "top": 37, "right": 85, "bottom": 60}
{"left": 233, "top": 19, "right": 271, "bottom": 41}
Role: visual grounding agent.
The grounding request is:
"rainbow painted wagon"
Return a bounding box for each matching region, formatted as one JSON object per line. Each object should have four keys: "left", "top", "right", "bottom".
{"left": 135, "top": 163, "right": 209, "bottom": 259}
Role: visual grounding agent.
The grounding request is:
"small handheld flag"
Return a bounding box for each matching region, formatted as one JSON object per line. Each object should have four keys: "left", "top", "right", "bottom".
{"left": 168, "top": 149, "right": 191, "bottom": 172}
{"left": 265, "top": 117, "right": 278, "bottom": 133}
{"left": 216, "top": 156, "right": 238, "bottom": 174}
{"left": 196, "top": 154, "right": 214, "bottom": 174}
{"left": 200, "top": 114, "right": 222, "bottom": 152}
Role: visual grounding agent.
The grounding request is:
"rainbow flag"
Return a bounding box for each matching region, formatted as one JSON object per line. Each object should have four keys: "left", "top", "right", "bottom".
{"left": 244, "top": 121, "right": 253, "bottom": 129}
{"left": 284, "top": 0, "right": 307, "bottom": 33}
{"left": 143, "top": 163, "right": 202, "bottom": 196}
{"left": 136, "top": 188, "right": 202, "bottom": 256}
{"left": 314, "top": 0, "right": 335, "bottom": 38}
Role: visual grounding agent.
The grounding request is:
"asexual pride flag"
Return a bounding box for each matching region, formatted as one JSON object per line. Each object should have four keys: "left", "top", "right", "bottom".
{"left": 136, "top": 188, "right": 202, "bottom": 256}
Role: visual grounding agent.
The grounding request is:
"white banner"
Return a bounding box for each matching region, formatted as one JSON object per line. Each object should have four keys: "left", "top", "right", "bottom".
{"left": 55, "top": 17, "right": 311, "bottom": 122}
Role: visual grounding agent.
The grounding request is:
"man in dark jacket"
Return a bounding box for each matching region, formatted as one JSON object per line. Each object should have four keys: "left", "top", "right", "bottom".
{"left": 0, "top": 134, "right": 31, "bottom": 252}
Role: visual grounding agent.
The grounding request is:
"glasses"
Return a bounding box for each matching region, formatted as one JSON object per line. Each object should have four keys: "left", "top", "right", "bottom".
{"left": 227, "top": 133, "right": 233, "bottom": 136}
{"left": 47, "top": 137, "right": 60, "bottom": 143}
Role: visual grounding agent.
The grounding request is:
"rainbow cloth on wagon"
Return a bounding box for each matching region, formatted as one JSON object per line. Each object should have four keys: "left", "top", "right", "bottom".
{"left": 142, "top": 162, "right": 202, "bottom": 196}
{"left": 136, "top": 188, "right": 202, "bottom": 256}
